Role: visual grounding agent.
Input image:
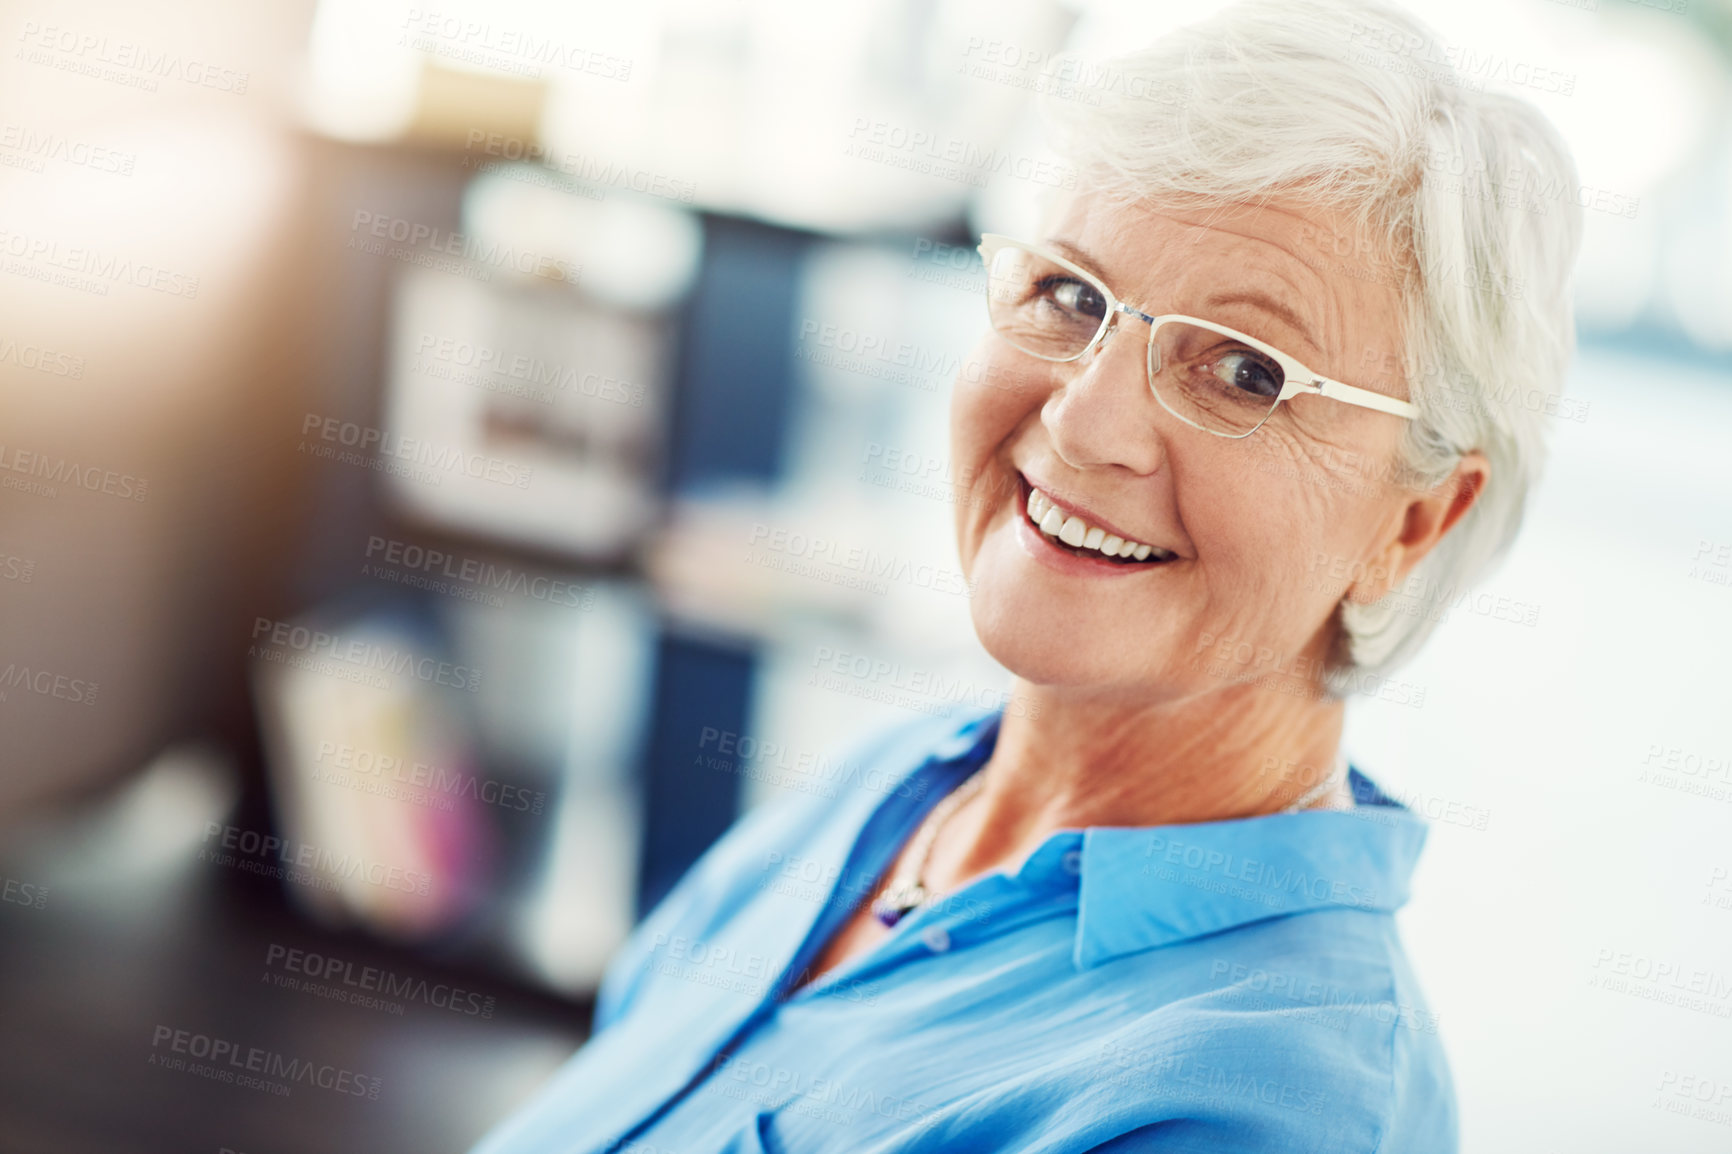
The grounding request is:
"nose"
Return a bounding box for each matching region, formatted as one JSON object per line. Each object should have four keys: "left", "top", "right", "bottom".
{"left": 1041, "top": 314, "right": 1169, "bottom": 476}
{"left": 1094, "top": 303, "right": 1147, "bottom": 349}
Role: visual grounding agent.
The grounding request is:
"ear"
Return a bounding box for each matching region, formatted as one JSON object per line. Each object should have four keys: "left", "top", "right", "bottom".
{"left": 1345, "top": 451, "right": 1490, "bottom": 605}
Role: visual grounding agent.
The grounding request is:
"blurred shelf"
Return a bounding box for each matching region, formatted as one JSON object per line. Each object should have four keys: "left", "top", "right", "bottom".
{"left": 0, "top": 786, "right": 592, "bottom": 1154}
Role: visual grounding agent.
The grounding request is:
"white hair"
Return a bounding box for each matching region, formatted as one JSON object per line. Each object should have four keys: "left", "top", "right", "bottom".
{"left": 1039, "top": 0, "right": 1583, "bottom": 687}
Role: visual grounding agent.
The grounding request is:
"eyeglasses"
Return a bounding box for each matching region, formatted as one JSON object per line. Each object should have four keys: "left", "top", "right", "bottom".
{"left": 978, "top": 234, "right": 1419, "bottom": 438}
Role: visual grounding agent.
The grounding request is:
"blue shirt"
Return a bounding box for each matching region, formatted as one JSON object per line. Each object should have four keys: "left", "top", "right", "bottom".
{"left": 470, "top": 707, "right": 1456, "bottom": 1154}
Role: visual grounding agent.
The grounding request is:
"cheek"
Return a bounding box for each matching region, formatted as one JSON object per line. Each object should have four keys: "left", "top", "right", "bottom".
{"left": 950, "top": 339, "right": 1049, "bottom": 454}
{"left": 1176, "top": 440, "right": 1355, "bottom": 630}
{"left": 949, "top": 342, "right": 1052, "bottom": 543}
{"left": 1227, "top": 448, "right": 1403, "bottom": 619}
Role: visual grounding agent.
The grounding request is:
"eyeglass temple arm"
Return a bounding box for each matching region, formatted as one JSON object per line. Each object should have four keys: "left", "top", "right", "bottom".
{"left": 1292, "top": 376, "right": 1420, "bottom": 420}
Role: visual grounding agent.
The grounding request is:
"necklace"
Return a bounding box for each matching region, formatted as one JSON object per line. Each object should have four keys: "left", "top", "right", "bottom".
{"left": 869, "top": 752, "right": 1350, "bottom": 928}
{"left": 870, "top": 769, "right": 988, "bottom": 928}
{"left": 1282, "top": 753, "right": 1350, "bottom": 813}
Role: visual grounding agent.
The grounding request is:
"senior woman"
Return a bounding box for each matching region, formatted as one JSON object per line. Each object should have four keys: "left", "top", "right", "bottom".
{"left": 473, "top": 0, "right": 1579, "bottom": 1150}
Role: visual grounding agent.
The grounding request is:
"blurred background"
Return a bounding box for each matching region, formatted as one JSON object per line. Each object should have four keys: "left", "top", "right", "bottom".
{"left": 0, "top": 0, "right": 1730, "bottom": 1150}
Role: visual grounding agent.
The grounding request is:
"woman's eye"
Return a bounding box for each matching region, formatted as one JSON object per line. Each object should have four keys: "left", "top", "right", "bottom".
{"left": 1210, "top": 350, "right": 1283, "bottom": 398}
{"left": 1040, "top": 277, "right": 1107, "bottom": 321}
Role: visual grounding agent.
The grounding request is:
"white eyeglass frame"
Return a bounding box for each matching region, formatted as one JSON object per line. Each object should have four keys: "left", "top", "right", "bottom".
{"left": 978, "top": 233, "right": 1420, "bottom": 439}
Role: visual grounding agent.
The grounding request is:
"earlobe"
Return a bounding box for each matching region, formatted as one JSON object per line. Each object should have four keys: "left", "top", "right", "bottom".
{"left": 1343, "top": 539, "right": 1403, "bottom": 604}
{"left": 1343, "top": 451, "right": 1490, "bottom": 606}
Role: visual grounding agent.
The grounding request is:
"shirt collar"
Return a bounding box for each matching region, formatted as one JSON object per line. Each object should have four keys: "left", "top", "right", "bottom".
{"left": 929, "top": 705, "right": 1003, "bottom": 764}
{"left": 931, "top": 707, "right": 1430, "bottom": 971}
{"left": 1073, "top": 785, "right": 1427, "bottom": 968}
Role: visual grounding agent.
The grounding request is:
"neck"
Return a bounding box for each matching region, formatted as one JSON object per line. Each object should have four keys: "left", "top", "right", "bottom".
{"left": 927, "top": 680, "right": 1346, "bottom": 889}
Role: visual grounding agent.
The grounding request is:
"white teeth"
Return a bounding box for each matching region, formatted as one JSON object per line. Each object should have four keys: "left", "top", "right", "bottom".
{"left": 1025, "top": 486, "right": 1170, "bottom": 563}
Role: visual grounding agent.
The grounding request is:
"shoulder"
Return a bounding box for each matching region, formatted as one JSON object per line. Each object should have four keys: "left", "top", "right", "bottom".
{"left": 1085, "top": 911, "right": 1456, "bottom": 1153}
{"left": 593, "top": 709, "right": 977, "bottom": 1028}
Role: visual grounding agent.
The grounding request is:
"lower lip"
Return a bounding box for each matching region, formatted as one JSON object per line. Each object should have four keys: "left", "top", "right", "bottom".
{"left": 1012, "top": 504, "right": 1163, "bottom": 578}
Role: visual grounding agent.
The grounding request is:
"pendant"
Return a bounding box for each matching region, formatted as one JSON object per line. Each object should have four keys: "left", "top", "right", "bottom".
{"left": 871, "top": 881, "right": 926, "bottom": 927}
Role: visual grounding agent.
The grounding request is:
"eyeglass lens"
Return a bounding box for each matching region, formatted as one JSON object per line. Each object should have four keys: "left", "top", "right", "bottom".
{"left": 985, "top": 244, "right": 1286, "bottom": 435}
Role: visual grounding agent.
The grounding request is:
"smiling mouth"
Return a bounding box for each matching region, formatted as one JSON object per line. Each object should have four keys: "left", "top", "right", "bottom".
{"left": 1019, "top": 478, "right": 1177, "bottom": 565}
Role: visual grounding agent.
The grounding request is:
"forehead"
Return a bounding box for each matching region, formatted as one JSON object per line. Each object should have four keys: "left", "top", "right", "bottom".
{"left": 1042, "top": 188, "right": 1366, "bottom": 274}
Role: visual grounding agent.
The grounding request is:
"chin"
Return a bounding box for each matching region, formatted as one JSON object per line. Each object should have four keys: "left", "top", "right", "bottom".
{"left": 965, "top": 563, "right": 1162, "bottom": 698}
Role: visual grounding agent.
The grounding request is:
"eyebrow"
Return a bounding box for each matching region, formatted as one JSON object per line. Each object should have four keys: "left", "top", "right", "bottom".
{"left": 1202, "top": 290, "right": 1319, "bottom": 353}
{"left": 1045, "top": 237, "right": 1321, "bottom": 354}
{"left": 1046, "top": 237, "right": 1102, "bottom": 272}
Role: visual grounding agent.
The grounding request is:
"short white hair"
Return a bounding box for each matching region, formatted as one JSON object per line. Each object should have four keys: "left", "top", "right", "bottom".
{"left": 1040, "top": 0, "right": 1582, "bottom": 686}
